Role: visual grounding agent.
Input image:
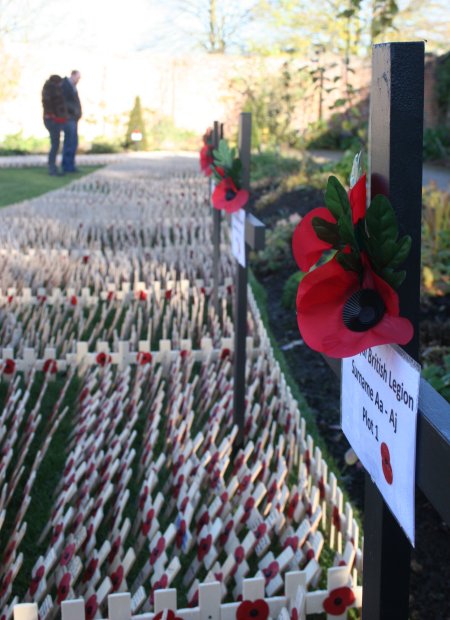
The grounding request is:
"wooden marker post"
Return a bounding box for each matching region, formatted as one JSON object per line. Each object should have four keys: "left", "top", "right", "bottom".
{"left": 233, "top": 113, "right": 265, "bottom": 448}
{"left": 363, "top": 42, "right": 424, "bottom": 620}
{"left": 212, "top": 121, "right": 222, "bottom": 316}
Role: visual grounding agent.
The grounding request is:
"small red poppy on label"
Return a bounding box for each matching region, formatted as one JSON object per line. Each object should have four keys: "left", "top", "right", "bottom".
{"left": 381, "top": 442, "right": 394, "bottom": 485}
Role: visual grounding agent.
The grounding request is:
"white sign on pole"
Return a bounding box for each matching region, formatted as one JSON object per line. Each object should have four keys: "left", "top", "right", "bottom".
{"left": 231, "top": 209, "right": 246, "bottom": 268}
{"left": 341, "top": 344, "right": 420, "bottom": 545}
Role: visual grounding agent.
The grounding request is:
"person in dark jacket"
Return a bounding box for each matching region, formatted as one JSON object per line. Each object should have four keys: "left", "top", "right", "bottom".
{"left": 42, "top": 75, "right": 67, "bottom": 175}
{"left": 61, "top": 70, "right": 82, "bottom": 173}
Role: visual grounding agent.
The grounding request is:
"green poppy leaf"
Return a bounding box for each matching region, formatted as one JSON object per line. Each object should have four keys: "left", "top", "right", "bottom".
{"left": 381, "top": 268, "right": 406, "bottom": 289}
{"left": 336, "top": 250, "right": 361, "bottom": 273}
{"left": 389, "top": 235, "right": 412, "bottom": 268}
{"left": 325, "top": 176, "right": 352, "bottom": 221}
{"left": 312, "top": 217, "right": 341, "bottom": 247}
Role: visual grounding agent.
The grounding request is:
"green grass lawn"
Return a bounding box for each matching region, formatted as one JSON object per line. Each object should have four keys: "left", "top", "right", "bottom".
{"left": 0, "top": 166, "right": 103, "bottom": 208}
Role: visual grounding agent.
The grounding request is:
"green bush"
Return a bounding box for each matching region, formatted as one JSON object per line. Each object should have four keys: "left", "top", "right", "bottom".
{"left": 250, "top": 217, "right": 299, "bottom": 277}
{"left": 422, "top": 355, "right": 450, "bottom": 402}
{"left": 88, "top": 139, "right": 123, "bottom": 154}
{"left": 421, "top": 184, "right": 450, "bottom": 295}
{"left": 147, "top": 117, "right": 198, "bottom": 151}
{"left": 423, "top": 126, "right": 450, "bottom": 162}
{"left": 0, "top": 131, "right": 48, "bottom": 155}
{"left": 250, "top": 151, "right": 301, "bottom": 183}
{"left": 281, "top": 271, "right": 304, "bottom": 309}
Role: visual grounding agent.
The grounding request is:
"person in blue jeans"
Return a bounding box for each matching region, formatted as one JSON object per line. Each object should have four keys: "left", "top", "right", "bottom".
{"left": 62, "top": 70, "right": 82, "bottom": 173}
{"left": 42, "top": 75, "right": 67, "bottom": 175}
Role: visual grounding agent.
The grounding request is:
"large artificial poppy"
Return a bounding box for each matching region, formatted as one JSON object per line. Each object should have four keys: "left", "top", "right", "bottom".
{"left": 212, "top": 177, "right": 249, "bottom": 214}
{"left": 292, "top": 174, "right": 367, "bottom": 273}
{"left": 296, "top": 254, "right": 413, "bottom": 358}
{"left": 200, "top": 144, "right": 214, "bottom": 177}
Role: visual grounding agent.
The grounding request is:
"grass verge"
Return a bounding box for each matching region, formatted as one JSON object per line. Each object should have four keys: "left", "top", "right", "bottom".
{"left": 0, "top": 166, "right": 103, "bottom": 208}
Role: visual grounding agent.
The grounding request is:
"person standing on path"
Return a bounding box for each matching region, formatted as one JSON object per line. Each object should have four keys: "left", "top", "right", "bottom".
{"left": 62, "top": 70, "right": 82, "bottom": 173}
{"left": 42, "top": 75, "right": 67, "bottom": 176}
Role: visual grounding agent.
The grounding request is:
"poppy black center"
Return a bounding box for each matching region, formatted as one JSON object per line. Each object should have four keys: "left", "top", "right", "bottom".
{"left": 225, "top": 189, "right": 236, "bottom": 201}
{"left": 250, "top": 610, "right": 259, "bottom": 617}
{"left": 334, "top": 597, "right": 343, "bottom": 606}
{"left": 342, "top": 289, "right": 385, "bottom": 332}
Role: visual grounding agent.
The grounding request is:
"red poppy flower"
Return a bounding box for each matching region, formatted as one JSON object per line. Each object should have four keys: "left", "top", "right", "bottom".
{"left": 322, "top": 586, "right": 356, "bottom": 615}
{"left": 3, "top": 359, "right": 15, "bottom": 375}
{"left": 287, "top": 492, "right": 299, "bottom": 519}
{"left": 83, "top": 558, "right": 98, "bottom": 583}
{"left": 219, "top": 519, "right": 234, "bottom": 546}
{"left": 236, "top": 599, "right": 269, "bottom": 620}
{"left": 332, "top": 505, "right": 341, "bottom": 531}
{"left": 220, "top": 348, "right": 231, "bottom": 362}
{"left": 28, "top": 565, "right": 45, "bottom": 596}
{"left": 262, "top": 560, "right": 279, "bottom": 584}
{"left": 85, "top": 594, "right": 98, "bottom": 620}
{"left": 56, "top": 573, "right": 71, "bottom": 604}
{"left": 137, "top": 351, "right": 152, "bottom": 365}
{"left": 197, "top": 534, "right": 212, "bottom": 561}
{"left": 234, "top": 546, "right": 245, "bottom": 565}
{"left": 154, "top": 609, "right": 182, "bottom": 620}
{"left": 150, "top": 537, "right": 166, "bottom": 565}
{"left": 111, "top": 565, "right": 124, "bottom": 592}
{"left": 284, "top": 536, "right": 299, "bottom": 552}
{"left": 43, "top": 359, "right": 58, "bottom": 374}
{"left": 96, "top": 351, "right": 112, "bottom": 367}
{"left": 0, "top": 571, "right": 12, "bottom": 598}
{"left": 138, "top": 290, "right": 147, "bottom": 301}
{"left": 107, "top": 290, "right": 115, "bottom": 302}
{"left": 142, "top": 508, "right": 155, "bottom": 536}
{"left": 238, "top": 475, "right": 251, "bottom": 495}
{"left": 296, "top": 254, "right": 413, "bottom": 358}
{"left": 381, "top": 442, "right": 393, "bottom": 485}
{"left": 255, "top": 523, "right": 267, "bottom": 540}
{"left": 60, "top": 543, "right": 76, "bottom": 566}
{"left": 165, "top": 289, "right": 172, "bottom": 300}
{"left": 82, "top": 255, "right": 90, "bottom": 264}
{"left": 176, "top": 519, "right": 187, "bottom": 549}
{"left": 292, "top": 174, "right": 366, "bottom": 273}
{"left": 240, "top": 496, "right": 255, "bottom": 524}
{"left": 108, "top": 537, "right": 121, "bottom": 564}
{"left": 70, "top": 295, "right": 77, "bottom": 306}
{"left": 196, "top": 510, "right": 210, "bottom": 533}
{"left": 212, "top": 177, "right": 249, "bottom": 214}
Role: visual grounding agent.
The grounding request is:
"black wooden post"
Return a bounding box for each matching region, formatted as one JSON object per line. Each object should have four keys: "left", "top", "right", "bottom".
{"left": 212, "top": 120, "right": 221, "bottom": 316}
{"left": 233, "top": 112, "right": 252, "bottom": 448}
{"left": 363, "top": 42, "right": 424, "bottom": 620}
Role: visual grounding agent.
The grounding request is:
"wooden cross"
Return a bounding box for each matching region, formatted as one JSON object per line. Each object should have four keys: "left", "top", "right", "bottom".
{"left": 233, "top": 112, "right": 265, "bottom": 448}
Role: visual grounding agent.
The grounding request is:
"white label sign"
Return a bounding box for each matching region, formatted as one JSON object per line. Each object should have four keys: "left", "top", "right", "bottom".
{"left": 231, "top": 209, "right": 246, "bottom": 268}
{"left": 341, "top": 345, "right": 420, "bottom": 545}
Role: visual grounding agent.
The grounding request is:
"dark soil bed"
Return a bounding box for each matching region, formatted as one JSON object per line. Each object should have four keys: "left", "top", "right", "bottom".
{"left": 249, "top": 184, "right": 450, "bottom": 620}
